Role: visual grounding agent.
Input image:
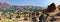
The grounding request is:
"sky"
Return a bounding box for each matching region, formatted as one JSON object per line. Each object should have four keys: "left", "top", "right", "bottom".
{"left": 0, "top": 0, "right": 60, "bottom": 7}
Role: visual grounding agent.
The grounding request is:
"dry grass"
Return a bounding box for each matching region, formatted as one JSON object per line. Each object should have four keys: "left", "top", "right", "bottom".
{"left": 0, "top": 18, "right": 32, "bottom": 22}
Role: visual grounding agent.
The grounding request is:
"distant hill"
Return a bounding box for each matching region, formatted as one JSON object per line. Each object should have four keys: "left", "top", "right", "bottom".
{"left": 0, "top": 2, "right": 43, "bottom": 12}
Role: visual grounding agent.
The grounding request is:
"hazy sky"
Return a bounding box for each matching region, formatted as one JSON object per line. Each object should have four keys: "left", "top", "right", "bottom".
{"left": 0, "top": 0, "right": 60, "bottom": 7}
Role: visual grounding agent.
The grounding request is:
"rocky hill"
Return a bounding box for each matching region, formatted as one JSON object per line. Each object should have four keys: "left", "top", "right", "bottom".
{"left": 0, "top": 2, "right": 42, "bottom": 12}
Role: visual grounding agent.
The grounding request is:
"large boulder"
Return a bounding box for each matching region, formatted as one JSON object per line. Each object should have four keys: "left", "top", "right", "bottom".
{"left": 57, "top": 5, "right": 60, "bottom": 10}
{"left": 43, "top": 3, "right": 57, "bottom": 14}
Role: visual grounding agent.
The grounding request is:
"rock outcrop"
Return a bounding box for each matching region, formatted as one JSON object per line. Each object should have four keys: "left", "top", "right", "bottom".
{"left": 57, "top": 5, "right": 60, "bottom": 10}
{"left": 43, "top": 3, "right": 58, "bottom": 14}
